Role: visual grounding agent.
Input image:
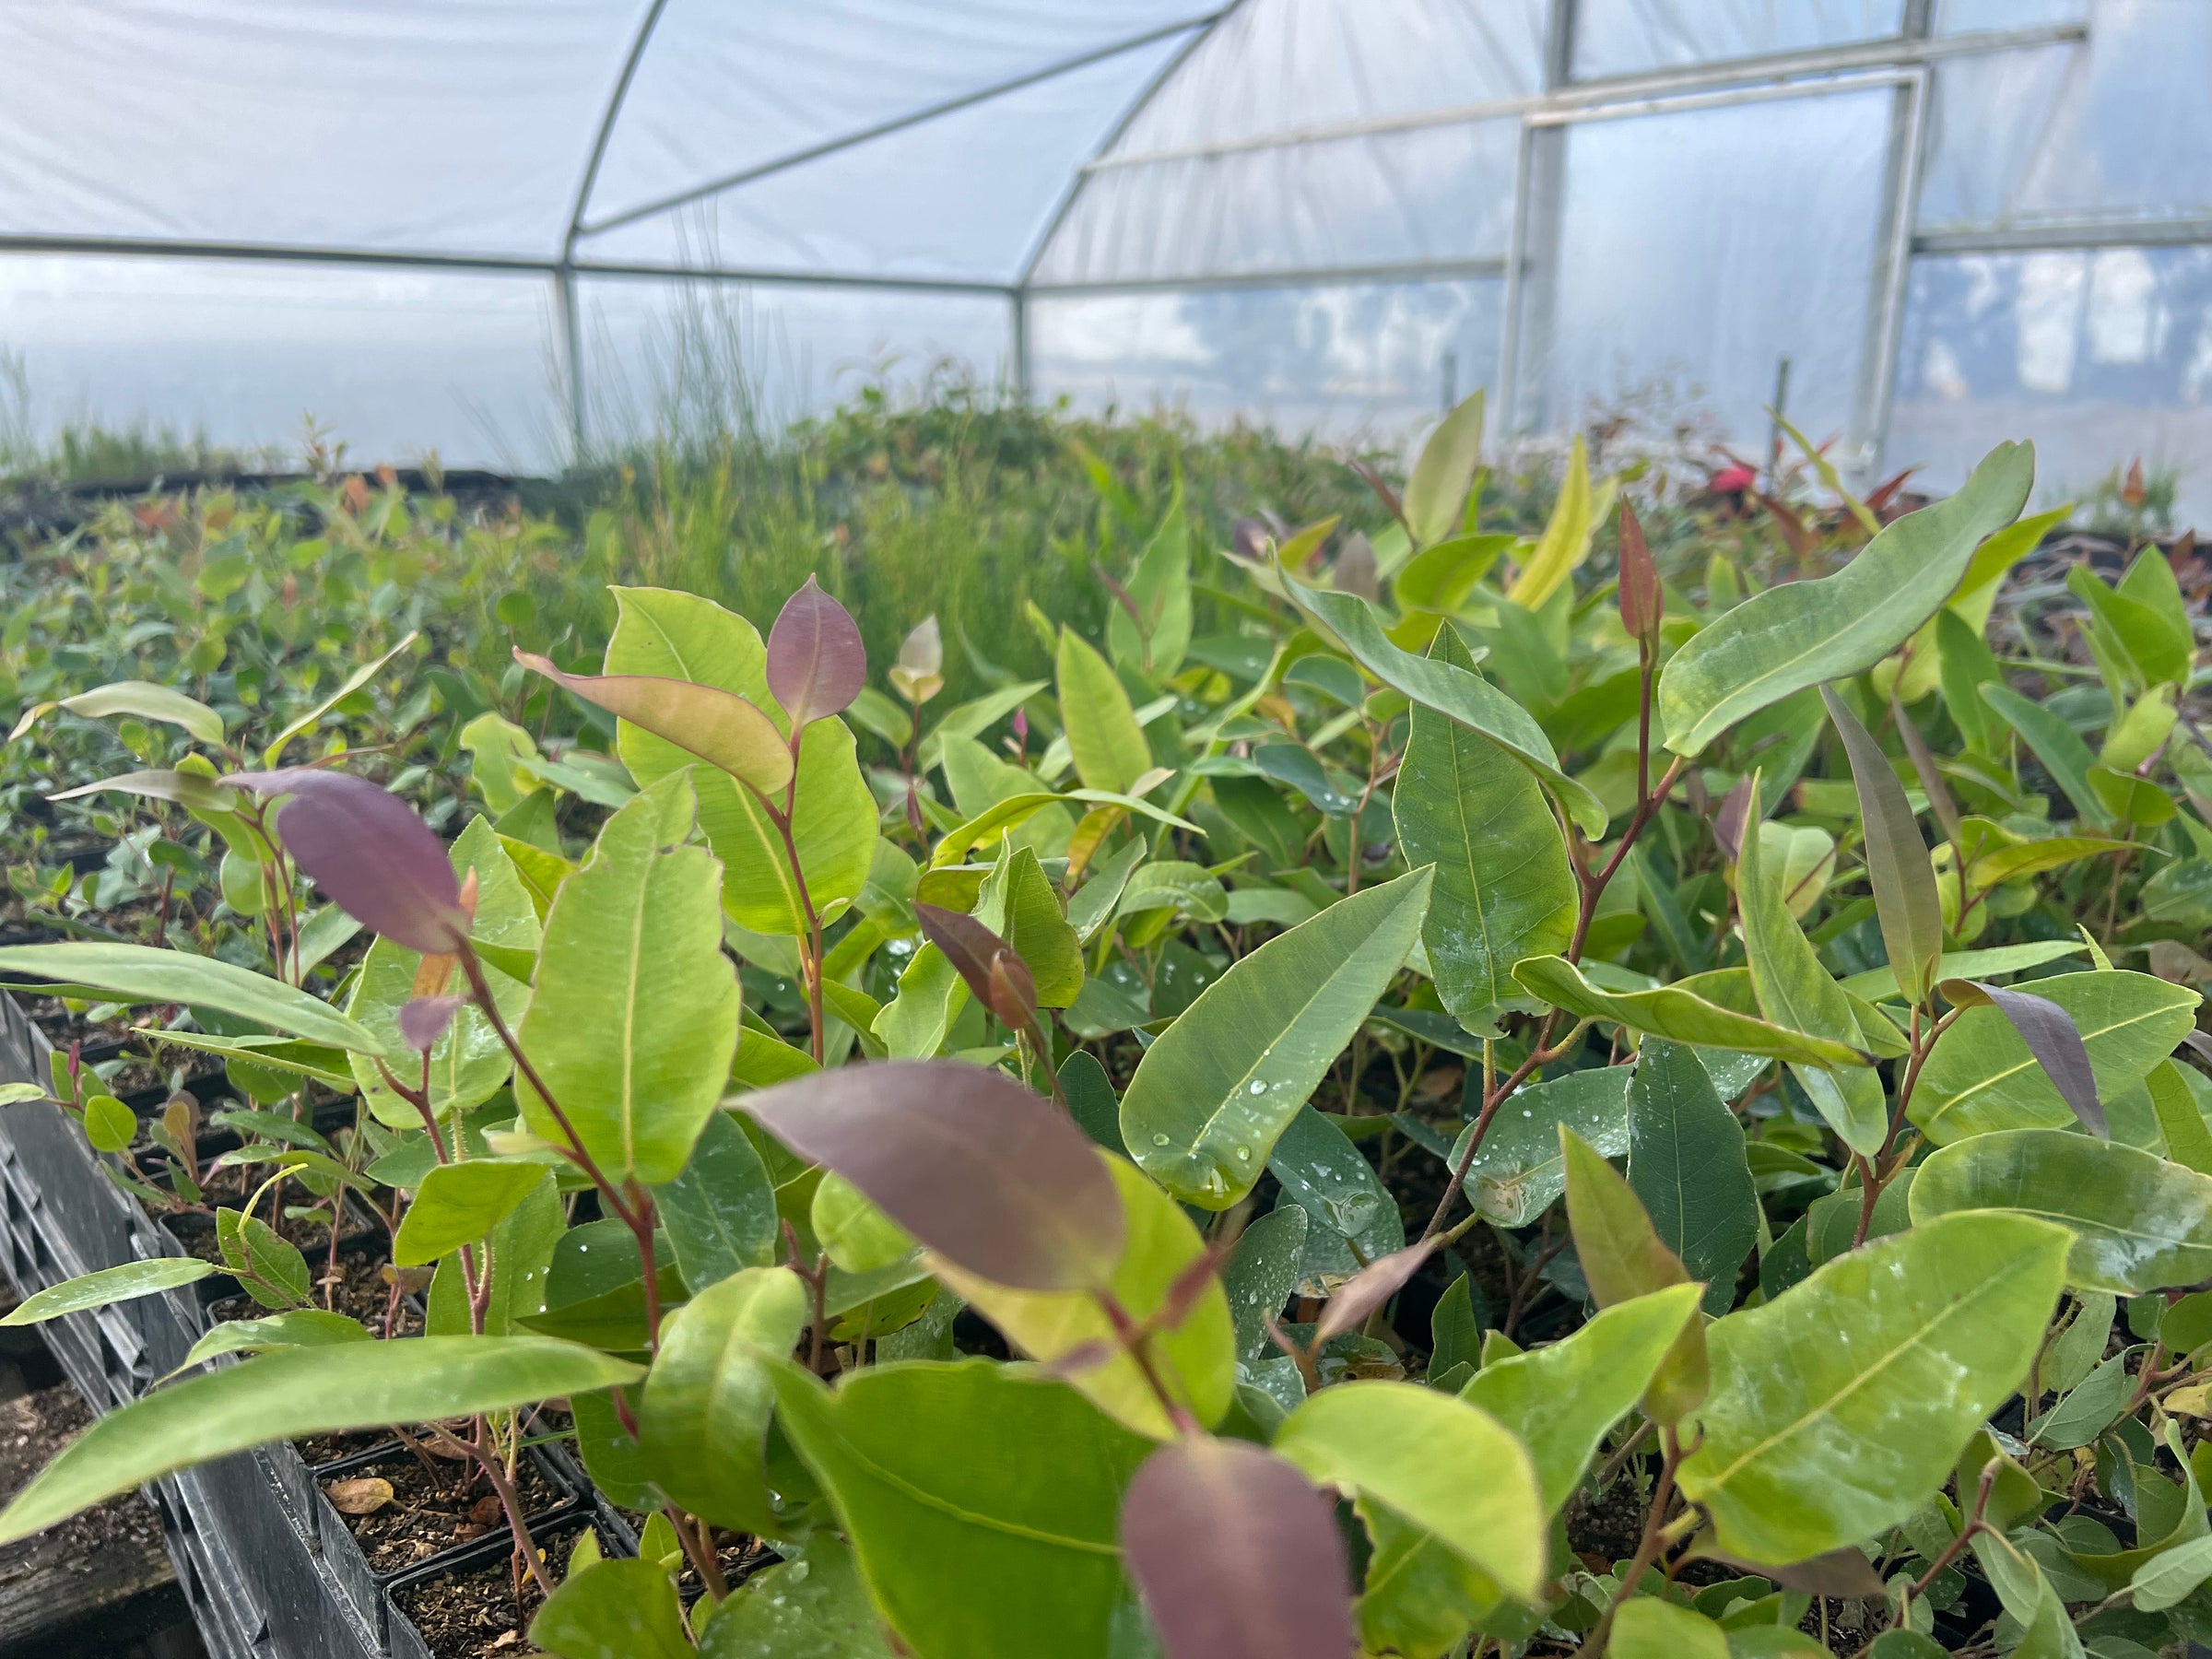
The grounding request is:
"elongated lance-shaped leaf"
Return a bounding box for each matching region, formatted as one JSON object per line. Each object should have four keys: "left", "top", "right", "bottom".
{"left": 1512, "top": 956, "right": 1867, "bottom": 1068}
{"left": 1618, "top": 498, "right": 1662, "bottom": 641}
{"left": 742, "top": 1059, "right": 1124, "bottom": 1290}
{"left": 229, "top": 769, "right": 469, "bottom": 956}
{"left": 1629, "top": 1039, "right": 1758, "bottom": 1316}
{"left": 766, "top": 575, "right": 867, "bottom": 728}
{"left": 49, "top": 768, "right": 241, "bottom": 812}
{"left": 0, "top": 942, "right": 381, "bottom": 1053}
{"left": 514, "top": 773, "right": 739, "bottom": 1187}
{"left": 1939, "top": 979, "right": 2103, "bottom": 1136}
{"left": 640, "top": 1266, "right": 807, "bottom": 1532}
{"left": 1278, "top": 570, "right": 1608, "bottom": 837}
{"left": 1123, "top": 867, "right": 1433, "bottom": 1208}
{"left": 1405, "top": 388, "right": 1484, "bottom": 548}
{"left": 1658, "top": 441, "right": 2033, "bottom": 756}
{"left": 0, "top": 1336, "right": 641, "bottom": 1545}
{"left": 1892, "top": 697, "right": 1966, "bottom": 861}
{"left": 513, "top": 649, "right": 794, "bottom": 796}
{"left": 2, "top": 1259, "right": 214, "bottom": 1325}
{"left": 1312, "top": 1241, "right": 1436, "bottom": 1347}
{"left": 914, "top": 901, "right": 1036, "bottom": 1029}
{"left": 1122, "top": 1437, "right": 1354, "bottom": 1659}
{"left": 1979, "top": 680, "right": 2115, "bottom": 830}
{"left": 262, "top": 630, "right": 418, "bottom": 770}
{"left": 11, "top": 679, "right": 223, "bottom": 746}
{"left": 1821, "top": 688, "right": 1943, "bottom": 1006}
{"left": 1561, "top": 1126, "right": 1706, "bottom": 1424}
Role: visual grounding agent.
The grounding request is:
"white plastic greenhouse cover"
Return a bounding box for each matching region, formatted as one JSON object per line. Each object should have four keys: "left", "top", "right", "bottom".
{"left": 4, "top": 0, "right": 2212, "bottom": 514}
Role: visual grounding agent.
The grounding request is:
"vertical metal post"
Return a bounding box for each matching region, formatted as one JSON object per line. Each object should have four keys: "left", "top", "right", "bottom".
{"left": 556, "top": 265, "right": 586, "bottom": 465}
{"left": 1500, "top": 0, "right": 1578, "bottom": 438}
{"left": 1010, "top": 290, "right": 1030, "bottom": 402}
{"left": 1856, "top": 0, "right": 1937, "bottom": 477}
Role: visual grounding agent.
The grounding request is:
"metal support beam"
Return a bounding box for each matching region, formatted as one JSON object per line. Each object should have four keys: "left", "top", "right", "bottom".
{"left": 577, "top": 10, "right": 1231, "bottom": 241}
{"left": 1027, "top": 257, "right": 1506, "bottom": 300}
{"left": 1913, "top": 218, "right": 2212, "bottom": 255}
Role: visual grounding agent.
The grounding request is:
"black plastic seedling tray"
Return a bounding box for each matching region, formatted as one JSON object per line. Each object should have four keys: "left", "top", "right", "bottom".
{"left": 0, "top": 989, "right": 627, "bottom": 1658}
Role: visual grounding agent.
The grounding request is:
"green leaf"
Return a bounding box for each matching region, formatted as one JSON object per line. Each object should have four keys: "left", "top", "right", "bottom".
{"left": 698, "top": 1532, "right": 894, "bottom": 1657}
{"left": 434, "top": 1172, "right": 561, "bottom": 1337}
{"left": 1911, "top": 1127, "right": 2212, "bottom": 1294}
{"left": 2115, "top": 545, "right": 2196, "bottom": 686}
{"left": 1405, "top": 390, "right": 1485, "bottom": 548}
{"left": 532, "top": 1559, "right": 692, "bottom": 1659}
{"left": 1393, "top": 624, "right": 1576, "bottom": 1032}
{"left": 1450, "top": 1068, "right": 1630, "bottom": 1229}
{"left": 1223, "top": 1204, "right": 1308, "bottom": 1363}
{"left": 640, "top": 1265, "right": 807, "bottom": 1532}
{"left": 1611, "top": 1596, "right": 1729, "bottom": 1659}
{"left": 1107, "top": 494, "right": 1194, "bottom": 678}
{"left": 391, "top": 1159, "right": 549, "bottom": 1266}
{"left": 1980, "top": 682, "right": 2115, "bottom": 830}
{"left": 81, "top": 1092, "right": 134, "bottom": 1153}
{"left": 11, "top": 679, "right": 224, "bottom": 746}
{"left": 771, "top": 1358, "right": 1151, "bottom": 1659}
{"left": 2, "top": 1258, "right": 214, "bottom": 1325}
{"left": 1505, "top": 432, "right": 1597, "bottom": 610}
{"left": 1057, "top": 630, "right": 1152, "bottom": 794}
{"left": 516, "top": 773, "right": 740, "bottom": 1186}
{"left": 1123, "top": 867, "right": 1432, "bottom": 1208}
{"left": 179, "top": 1309, "right": 369, "bottom": 1367}
{"left": 1822, "top": 688, "right": 1944, "bottom": 1006}
{"left": 1676, "top": 1211, "right": 2068, "bottom": 1564}
{"left": 1275, "top": 1380, "right": 1545, "bottom": 1603}
{"left": 1629, "top": 1039, "right": 1759, "bottom": 1315}
{"left": 1936, "top": 609, "right": 2006, "bottom": 756}
{"left": 347, "top": 817, "right": 537, "bottom": 1127}
{"left": 1280, "top": 572, "right": 1608, "bottom": 837}
{"left": 1561, "top": 1126, "right": 1707, "bottom": 1423}
{"left": 1463, "top": 1283, "right": 1703, "bottom": 1511}
{"left": 1737, "top": 776, "right": 1886, "bottom": 1155}
{"left": 1911, "top": 970, "right": 2200, "bottom": 1144}
{"left": 47, "top": 768, "right": 241, "bottom": 813}
{"left": 2151, "top": 1058, "right": 2212, "bottom": 1173}
{"left": 1658, "top": 441, "right": 2034, "bottom": 755}
{"left": 0, "top": 943, "right": 380, "bottom": 1053}
{"left": 935, "top": 1158, "right": 1235, "bottom": 1439}
{"left": 1428, "top": 1273, "right": 1480, "bottom": 1377}
{"left": 653, "top": 1111, "right": 780, "bottom": 1290}
{"left": 986, "top": 846, "right": 1083, "bottom": 1007}
{"left": 1838, "top": 940, "right": 2086, "bottom": 1004}
{"left": 0, "top": 1336, "right": 641, "bottom": 1544}
{"left": 812, "top": 1174, "right": 917, "bottom": 1274}
{"left": 1270, "top": 1105, "right": 1404, "bottom": 1287}
{"left": 218, "top": 1207, "right": 311, "bottom": 1310}
{"left": 1512, "top": 957, "right": 1869, "bottom": 1069}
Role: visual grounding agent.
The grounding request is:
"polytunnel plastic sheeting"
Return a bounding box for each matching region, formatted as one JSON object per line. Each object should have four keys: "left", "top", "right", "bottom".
{"left": 1570, "top": 0, "right": 1906, "bottom": 77}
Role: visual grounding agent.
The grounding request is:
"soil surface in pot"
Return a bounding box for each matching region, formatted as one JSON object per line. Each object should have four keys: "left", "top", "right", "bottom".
{"left": 324, "top": 1452, "right": 564, "bottom": 1576}
{"left": 391, "top": 1522, "right": 590, "bottom": 1658}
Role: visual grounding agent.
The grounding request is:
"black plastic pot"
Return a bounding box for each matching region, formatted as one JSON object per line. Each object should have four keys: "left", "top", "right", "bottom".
{"left": 0, "top": 990, "right": 627, "bottom": 1657}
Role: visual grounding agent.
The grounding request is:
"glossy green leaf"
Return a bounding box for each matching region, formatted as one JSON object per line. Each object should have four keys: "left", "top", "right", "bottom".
{"left": 1506, "top": 432, "right": 1597, "bottom": 610}
{"left": 699, "top": 1532, "right": 893, "bottom": 1658}
{"left": 1270, "top": 1104, "right": 1404, "bottom": 1287}
{"left": 179, "top": 1310, "right": 370, "bottom": 1367}
{"left": 1280, "top": 571, "right": 1608, "bottom": 837}
{"left": 0, "top": 943, "right": 379, "bottom": 1053}
{"left": 48, "top": 767, "right": 241, "bottom": 812}
{"left": 1657, "top": 441, "right": 2032, "bottom": 755}
{"left": 1449, "top": 1067, "right": 1630, "bottom": 1228}
{"left": 934, "top": 1158, "right": 1234, "bottom": 1439}
{"left": 1936, "top": 608, "right": 2006, "bottom": 756}
{"left": 1122, "top": 866, "right": 1432, "bottom": 1208}
{"left": 812, "top": 1173, "right": 917, "bottom": 1274}
{"left": 1511, "top": 958, "right": 1867, "bottom": 1069}
{"left": 1223, "top": 1203, "right": 1308, "bottom": 1363}
{"left": 1839, "top": 939, "right": 2086, "bottom": 1004}
{"left": 1404, "top": 389, "right": 1485, "bottom": 548}
{"left": 1911, "top": 970, "right": 2200, "bottom": 1143}
{"left": 391, "top": 1159, "right": 549, "bottom": 1265}
{"left": 1737, "top": 776, "right": 1886, "bottom": 1155}
{"left": 640, "top": 1265, "right": 807, "bottom": 1532}
{"left": 771, "top": 1359, "right": 1151, "bottom": 1659}
{"left": 1393, "top": 623, "right": 1576, "bottom": 1031}
{"left": 1611, "top": 1597, "right": 1729, "bottom": 1659}
{"left": 0, "top": 1336, "right": 641, "bottom": 1544}
{"left": 11, "top": 679, "right": 223, "bottom": 746}
{"left": 1463, "top": 1283, "right": 1700, "bottom": 1511}
{"left": 1629, "top": 1039, "right": 1758, "bottom": 1315}
{"left": 987, "top": 846, "right": 1083, "bottom": 1007}
{"left": 1275, "top": 1379, "right": 1545, "bottom": 1603}
{"left": 1911, "top": 1127, "right": 2212, "bottom": 1293}
{"left": 2, "top": 1258, "right": 213, "bottom": 1325}
{"left": 218, "top": 1207, "right": 311, "bottom": 1310}
{"left": 516, "top": 773, "right": 740, "bottom": 1186}
{"left": 1822, "top": 688, "right": 1943, "bottom": 1006}
{"left": 1561, "top": 1126, "right": 1708, "bottom": 1423}
{"left": 1980, "top": 681, "right": 2114, "bottom": 830}
{"left": 1676, "top": 1211, "right": 2068, "bottom": 1564}
{"left": 2115, "top": 545, "right": 2196, "bottom": 684}
{"left": 2150, "top": 1058, "right": 2212, "bottom": 1173}
{"left": 1057, "top": 630, "right": 1151, "bottom": 794}
{"left": 1107, "top": 495, "right": 1194, "bottom": 678}
{"left": 425, "top": 1171, "right": 561, "bottom": 1337}
{"left": 532, "top": 1559, "right": 692, "bottom": 1659}
{"left": 652, "top": 1111, "right": 779, "bottom": 1291}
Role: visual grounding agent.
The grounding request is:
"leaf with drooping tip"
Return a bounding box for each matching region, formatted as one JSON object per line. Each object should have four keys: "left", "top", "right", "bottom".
{"left": 1312, "top": 1241, "right": 1437, "bottom": 1347}
{"left": 1938, "top": 979, "right": 2104, "bottom": 1136}
{"left": 1822, "top": 687, "right": 1943, "bottom": 1007}
{"left": 1, "top": 1259, "right": 215, "bottom": 1326}
{"left": 513, "top": 650, "right": 794, "bottom": 796}
{"left": 229, "top": 769, "right": 469, "bottom": 956}
{"left": 767, "top": 575, "right": 867, "bottom": 728}
{"left": 1561, "top": 1126, "right": 1706, "bottom": 1424}
{"left": 741, "top": 1060, "right": 1124, "bottom": 1291}
{"left": 914, "top": 901, "right": 1036, "bottom": 1029}
{"left": 1404, "top": 389, "right": 1485, "bottom": 549}
{"left": 0, "top": 942, "right": 380, "bottom": 1053}
{"left": 1121, "top": 1436, "right": 1354, "bottom": 1659}
{"left": 49, "top": 768, "right": 241, "bottom": 813}
{"left": 11, "top": 679, "right": 224, "bottom": 747}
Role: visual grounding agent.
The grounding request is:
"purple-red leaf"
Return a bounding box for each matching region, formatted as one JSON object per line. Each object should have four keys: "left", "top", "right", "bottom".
{"left": 915, "top": 902, "right": 1037, "bottom": 1029}
{"left": 1122, "top": 1438, "right": 1353, "bottom": 1659}
{"left": 765, "top": 575, "right": 866, "bottom": 729}
{"left": 739, "top": 1059, "right": 1124, "bottom": 1290}
{"left": 1312, "top": 1240, "right": 1437, "bottom": 1347}
{"left": 1713, "top": 775, "right": 1755, "bottom": 864}
{"left": 398, "top": 995, "right": 465, "bottom": 1053}
{"left": 1618, "top": 500, "right": 1662, "bottom": 642}
{"left": 1941, "top": 979, "right": 2106, "bottom": 1137}
{"left": 229, "top": 770, "right": 467, "bottom": 955}
{"left": 512, "top": 651, "right": 794, "bottom": 796}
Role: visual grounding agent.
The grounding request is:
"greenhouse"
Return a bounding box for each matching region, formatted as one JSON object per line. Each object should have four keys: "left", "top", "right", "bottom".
{"left": 1, "top": 6, "right": 2211, "bottom": 1659}
{"left": 2, "top": 0, "right": 2207, "bottom": 507}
